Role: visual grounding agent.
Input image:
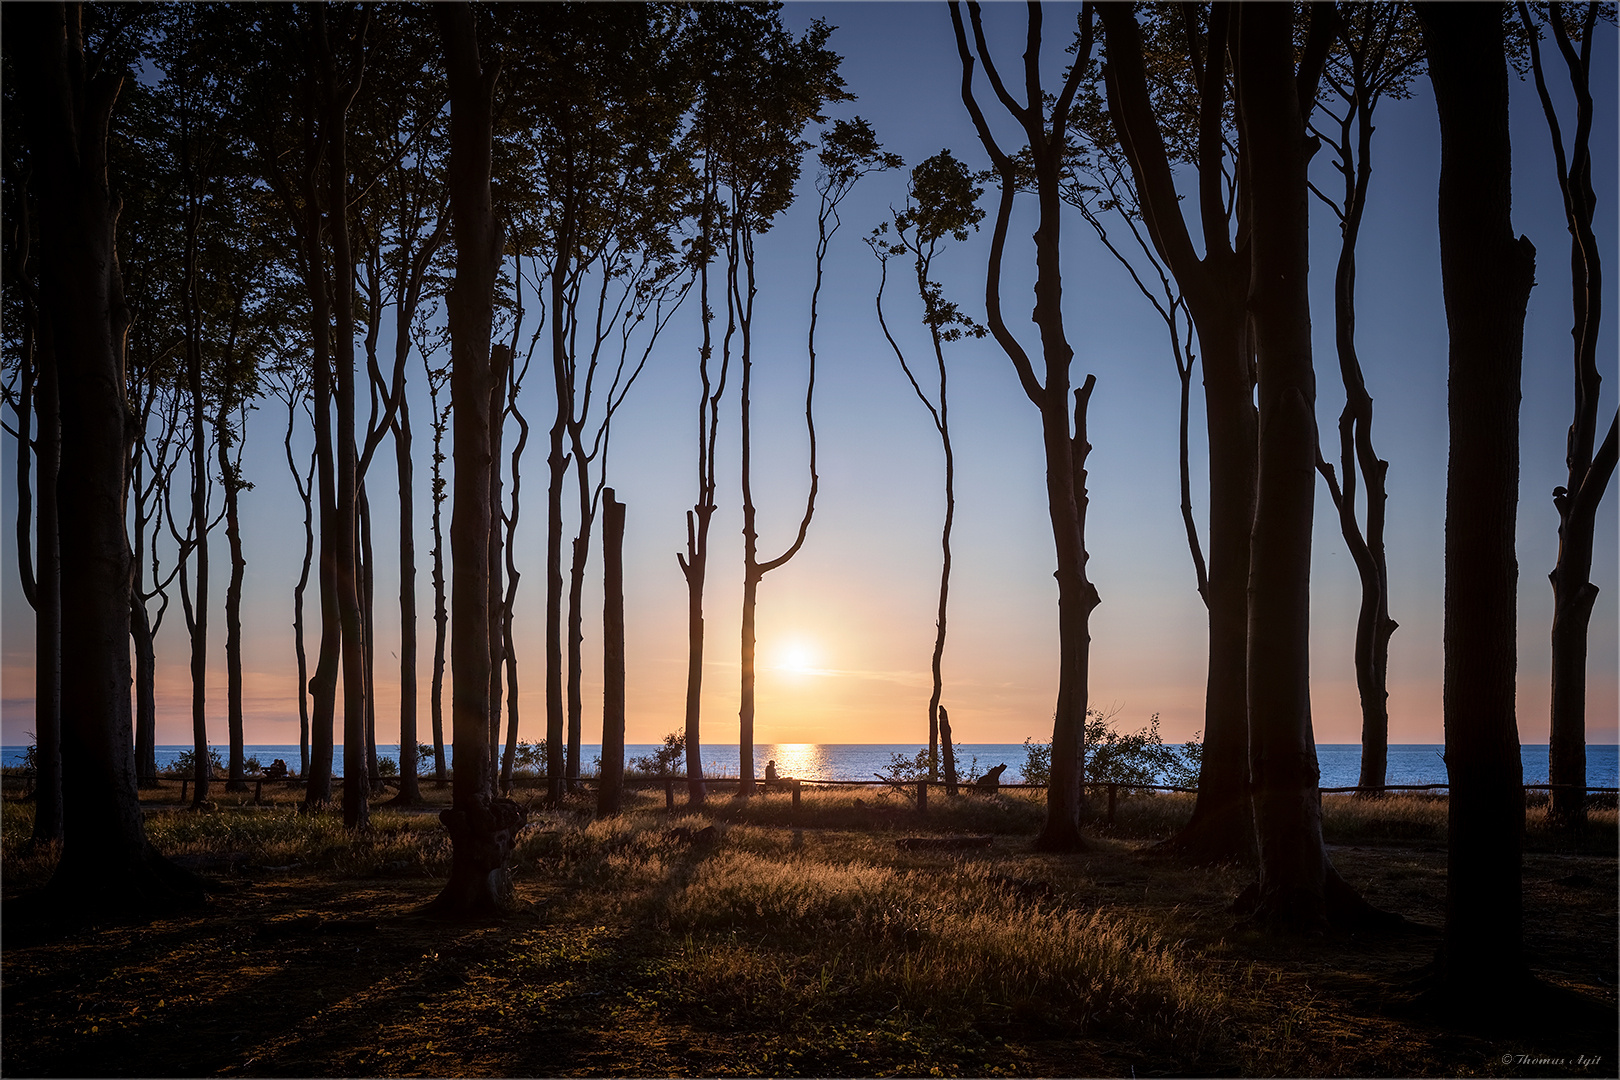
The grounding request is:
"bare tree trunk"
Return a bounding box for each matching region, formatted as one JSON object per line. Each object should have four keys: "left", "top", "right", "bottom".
{"left": 286, "top": 396, "right": 316, "bottom": 779}
{"left": 222, "top": 404, "right": 249, "bottom": 793}
{"left": 131, "top": 593, "right": 158, "bottom": 788}
{"left": 488, "top": 347, "right": 509, "bottom": 784}
{"left": 597, "top": 490, "right": 626, "bottom": 817}
{"left": 677, "top": 177, "right": 725, "bottom": 808}
{"left": 1230, "top": 3, "right": 1346, "bottom": 929}
{"left": 428, "top": 365, "right": 450, "bottom": 788}
{"left": 545, "top": 240, "right": 571, "bottom": 806}
{"left": 430, "top": 1, "right": 525, "bottom": 918}
{"left": 1518, "top": 1, "right": 1617, "bottom": 831}
{"left": 1098, "top": 2, "right": 1255, "bottom": 862}
{"left": 1420, "top": 0, "right": 1537, "bottom": 999}
{"left": 499, "top": 385, "right": 528, "bottom": 791}
{"left": 940, "top": 706, "right": 959, "bottom": 796}
{"left": 317, "top": 8, "right": 370, "bottom": 833}
{"left": 17, "top": 0, "right": 201, "bottom": 912}
{"left": 391, "top": 395, "right": 422, "bottom": 805}
{"left": 31, "top": 307, "right": 62, "bottom": 842}
{"left": 953, "top": 0, "right": 1099, "bottom": 852}
{"left": 364, "top": 485, "right": 384, "bottom": 789}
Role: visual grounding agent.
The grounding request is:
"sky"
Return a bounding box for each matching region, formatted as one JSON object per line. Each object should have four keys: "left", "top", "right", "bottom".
{"left": 2, "top": 3, "right": 1616, "bottom": 754}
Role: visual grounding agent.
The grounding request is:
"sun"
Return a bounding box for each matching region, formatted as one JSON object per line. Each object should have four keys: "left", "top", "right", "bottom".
{"left": 775, "top": 640, "right": 820, "bottom": 674}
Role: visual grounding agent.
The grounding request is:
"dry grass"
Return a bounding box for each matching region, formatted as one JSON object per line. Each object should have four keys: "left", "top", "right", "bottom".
{"left": 3, "top": 781, "right": 1616, "bottom": 1077}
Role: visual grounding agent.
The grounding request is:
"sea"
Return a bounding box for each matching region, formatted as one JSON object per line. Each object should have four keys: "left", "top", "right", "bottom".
{"left": 3, "top": 742, "right": 1616, "bottom": 788}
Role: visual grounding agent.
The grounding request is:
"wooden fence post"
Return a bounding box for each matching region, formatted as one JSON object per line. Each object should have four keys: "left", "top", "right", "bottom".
{"left": 917, "top": 779, "right": 929, "bottom": 814}
{"left": 665, "top": 778, "right": 675, "bottom": 811}
{"left": 180, "top": 778, "right": 189, "bottom": 804}
{"left": 1107, "top": 782, "right": 1117, "bottom": 825}
{"left": 792, "top": 780, "right": 801, "bottom": 816}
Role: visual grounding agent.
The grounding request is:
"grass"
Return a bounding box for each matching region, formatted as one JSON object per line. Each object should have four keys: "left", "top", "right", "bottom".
{"left": 2, "top": 780, "right": 1616, "bottom": 1076}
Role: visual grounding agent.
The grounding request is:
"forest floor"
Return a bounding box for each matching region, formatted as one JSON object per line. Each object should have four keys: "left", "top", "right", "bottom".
{"left": 1, "top": 778, "right": 1615, "bottom": 1078}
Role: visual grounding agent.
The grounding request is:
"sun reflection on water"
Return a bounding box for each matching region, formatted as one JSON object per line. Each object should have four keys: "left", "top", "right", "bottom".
{"left": 760, "top": 743, "right": 826, "bottom": 780}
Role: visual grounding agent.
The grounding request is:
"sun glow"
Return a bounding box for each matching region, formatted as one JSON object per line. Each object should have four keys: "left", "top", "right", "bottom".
{"left": 775, "top": 639, "right": 821, "bottom": 674}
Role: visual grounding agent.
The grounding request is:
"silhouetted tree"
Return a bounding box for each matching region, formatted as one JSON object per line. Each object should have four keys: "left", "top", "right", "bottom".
{"left": 418, "top": 320, "right": 452, "bottom": 788}
{"left": 1, "top": 120, "right": 64, "bottom": 842}
{"left": 596, "top": 489, "right": 627, "bottom": 817}
{"left": 1518, "top": 0, "right": 1619, "bottom": 831}
{"left": 870, "top": 148, "right": 984, "bottom": 784}
{"left": 953, "top": 0, "right": 1100, "bottom": 851}
{"left": 737, "top": 112, "right": 890, "bottom": 797}
{"left": 1227, "top": 2, "right": 1378, "bottom": 930}
{"left": 9, "top": 0, "right": 201, "bottom": 911}
{"left": 430, "top": 0, "right": 526, "bottom": 917}
{"left": 269, "top": 359, "right": 316, "bottom": 778}
{"left": 1096, "top": 1, "right": 1256, "bottom": 861}
{"left": 1308, "top": 3, "right": 1424, "bottom": 795}
{"left": 1420, "top": 0, "right": 1538, "bottom": 1000}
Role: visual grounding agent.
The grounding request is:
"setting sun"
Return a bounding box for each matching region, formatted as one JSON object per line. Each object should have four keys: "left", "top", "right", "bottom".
{"left": 775, "top": 640, "right": 821, "bottom": 674}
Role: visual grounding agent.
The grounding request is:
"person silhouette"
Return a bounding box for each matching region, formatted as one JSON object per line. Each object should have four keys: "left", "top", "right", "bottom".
{"left": 765, "top": 760, "right": 779, "bottom": 784}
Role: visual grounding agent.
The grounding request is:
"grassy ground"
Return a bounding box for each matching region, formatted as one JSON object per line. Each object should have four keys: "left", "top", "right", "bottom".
{"left": 2, "top": 778, "right": 1614, "bottom": 1077}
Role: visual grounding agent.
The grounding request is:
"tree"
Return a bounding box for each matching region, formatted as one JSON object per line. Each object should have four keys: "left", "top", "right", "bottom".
{"left": 418, "top": 318, "right": 452, "bottom": 788}
{"left": 1, "top": 104, "right": 64, "bottom": 843}
{"left": 952, "top": 0, "right": 1100, "bottom": 851}
{"left": 1227, "top": 2, "right": 1379, "bottom": 930}
{"left": 1096, "top": 1, "right": 1256, "bottom": 861}
{"left": 1308, "top": 3, "right": 1425, "bottom": 795}
{"left": 269, "top": 358, "right": 316, "bottom": 778}
{"left": 869, "top": 149, "right": 984, "bottom": 784}
{"left": 9, "top": 0, "right": 200, "bottom": 912}
{"left": 430, "top": 0, "right": 526, "bottom": 917}
{"left": 1419, "top": 0, "right": 1537, "bottom": 1000}
{"left": 1517, "top": 0, "right": 1619, "bottom": 831}
{"left": 596, "top": 489, "right": 627, "bottom": 817}
{"left": 495, "top": 3, "right": 695, "bottom": 801}
{"left": 736, "top": 109, "right": 890, "bottom": 798}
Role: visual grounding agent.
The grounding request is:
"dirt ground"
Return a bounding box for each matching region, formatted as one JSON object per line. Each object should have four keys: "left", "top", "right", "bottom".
{"left": 2, "top": 795, "right": 1615, "bottom": 1078}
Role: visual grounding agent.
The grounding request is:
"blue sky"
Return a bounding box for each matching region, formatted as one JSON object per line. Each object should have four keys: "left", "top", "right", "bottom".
{"left": 2, "top": 2, "right": 1615, "bottom": 751}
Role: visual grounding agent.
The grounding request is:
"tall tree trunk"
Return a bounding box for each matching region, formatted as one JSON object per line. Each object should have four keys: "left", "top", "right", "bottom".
{"left": 428, "top": 367, "right": 450, "bottom": 788}
{"left": 544, "top": 229, "right": 573, "bottom": 805}
{"left": 953, "top": 0, "right": 1098, "bottom": 852}
{"left": 391, "top": 395, "right": 422, "bottom": 805}
{"left": 499, "top": 389, "right": 528, "bottom": 790}
{"left": 1311, "top": 35, "right": 1401, "bottom": 797}
{"left": 597, "top": 490, "right": 626, "bottom": 817}
{"left": 565, "top": 431, "right": 594, "bottom": 786}
{"left": 1098, "top": 2, "right": 1255, "bottom": 862}
{"left": 488, "top": 347, "right": 509, "bottom": 784}
{"left": 1519, "top": 1, "right": 1617, "bottom": 831}
{"left": 1420, "top": 0, "right": 1537, "bottom": 998}
{"left": 222, "top": 407, "right": 249, "bottom": 793}
{"left": 131, "top": 593, "right": 158, "bottom": 788}
{"left": 287, "top": 406, "right": 316, "bottom": 780}
{"left": 678, "top": 178, "right": 724, "bottom": 808}
{"left": 431, "top": 2, "right": 525, "bottom": 917}
{"left": 360, "top": 485, "right": 380, "bottom": 790}
{"left": 320, "top": 9, "right": 369, "bottom": 833}
{"left": 17, "top": 0, "right": 200, "bottom": 912}
{"left": 31, "top": 299, "right": 62, "bottom": 843}
{"left": 1230, "top": 3, "right": 1346, "bottom": 929}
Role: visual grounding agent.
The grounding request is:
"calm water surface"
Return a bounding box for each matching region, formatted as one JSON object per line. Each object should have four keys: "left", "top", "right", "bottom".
{"left": 4, "top": 742, "right": 1616, "bottom": 787}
